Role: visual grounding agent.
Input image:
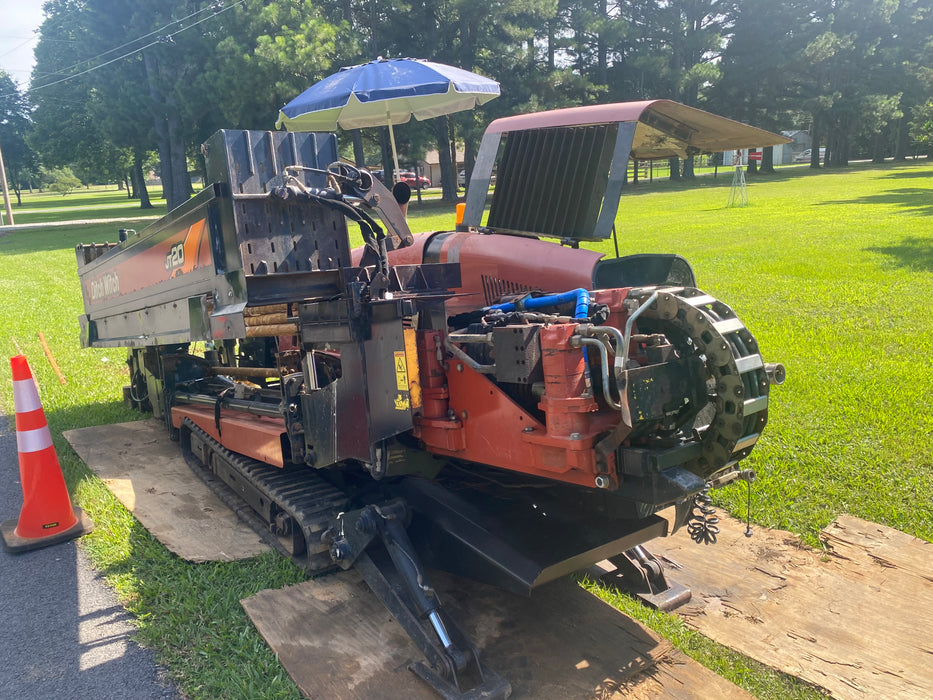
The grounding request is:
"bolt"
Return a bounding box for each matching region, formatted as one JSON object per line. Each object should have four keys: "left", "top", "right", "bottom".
{"left": 595, "top": 475, "right": 610, "bottom": 489}
{"left": 522, "top": 426, "right": 534, "bottom": 433}
{"left": 569, "top": 432, "right": 582, "bottom": 440}
{"left": 457, "top": 363, "right": 464, "bottom": 372}
{"left": 330, "top": 541, "right": 350, "bottom": 561}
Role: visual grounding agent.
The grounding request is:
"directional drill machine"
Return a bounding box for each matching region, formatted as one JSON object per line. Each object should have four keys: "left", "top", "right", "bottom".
{"left": 77, "top": 100, "right": 786, "bottom": 698}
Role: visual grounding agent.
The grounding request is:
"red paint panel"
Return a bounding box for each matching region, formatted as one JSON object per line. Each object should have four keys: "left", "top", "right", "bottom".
{"left": 423, "top": 359, "right": 611, "bottom": 489}
{"left": 83, "top": 218, "right": 213, "bottom": 306}
{"left": 428, "top": 232, "right": 603, "bottom": 316}
{"left": 171, "top": 405, "right": 286, "bottom": 468}
{"left": 487, "top": 101, "right": 656, "bottom": 133}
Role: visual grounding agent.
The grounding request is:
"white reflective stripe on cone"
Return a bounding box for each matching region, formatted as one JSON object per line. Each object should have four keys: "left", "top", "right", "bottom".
{"left": 16, "top": 426, "right": 54, "bottom": 454}
{"left": 12, "top": 378, "right": 42, "bottom": 414}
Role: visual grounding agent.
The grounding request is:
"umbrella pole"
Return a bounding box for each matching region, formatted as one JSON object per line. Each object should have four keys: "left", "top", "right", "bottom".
{"left": 387, "top": 106, "right": 401, "bottom": 185}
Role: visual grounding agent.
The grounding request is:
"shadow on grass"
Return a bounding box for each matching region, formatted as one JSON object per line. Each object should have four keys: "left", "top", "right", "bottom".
{"left": 866, "top": 236, "right": 933, "bottom": 272}
{"left": 815, "top": 187, "right": 933, "bottom": 216}
{"left": 881, "top": 163, "right": 933, "bottom": 179}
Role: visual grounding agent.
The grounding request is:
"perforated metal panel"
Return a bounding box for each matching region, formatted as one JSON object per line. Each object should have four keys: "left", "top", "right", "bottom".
{"left": 202, "top": 129, "right": 351, "bottom": 274}
{"left": 203, "top": 129, "right": 337, "bottom": 194}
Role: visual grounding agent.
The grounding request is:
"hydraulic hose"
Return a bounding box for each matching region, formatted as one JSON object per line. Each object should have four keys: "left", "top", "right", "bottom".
{"left": 488, "top": 288, "right": 593, "bottom": 399}
{"left": 488, "top": 288, "right": 590, "bottom": 320}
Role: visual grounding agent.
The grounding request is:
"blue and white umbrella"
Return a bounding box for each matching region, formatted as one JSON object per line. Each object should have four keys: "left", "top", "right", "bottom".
{"left": 275, "top": 58, "right": 500, "bottom": 181}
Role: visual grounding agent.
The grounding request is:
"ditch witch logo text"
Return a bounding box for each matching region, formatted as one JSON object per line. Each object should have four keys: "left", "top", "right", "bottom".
{"left": 89, "top": 271, "right": 120, "bottom": 301}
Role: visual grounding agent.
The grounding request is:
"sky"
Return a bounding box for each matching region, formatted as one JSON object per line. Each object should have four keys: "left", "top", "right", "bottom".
{"left": 0, "top": 2, "right": 46, "bottom": 88}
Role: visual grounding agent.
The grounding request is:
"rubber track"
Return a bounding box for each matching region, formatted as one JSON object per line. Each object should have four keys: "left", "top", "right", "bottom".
{"left": 181, "top": 418, "right": 347, "bottom": 573}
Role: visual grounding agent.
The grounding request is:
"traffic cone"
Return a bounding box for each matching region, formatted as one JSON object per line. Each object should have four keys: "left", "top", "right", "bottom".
{"left": 1, "top": 355, "right": 93, "bottom": 553}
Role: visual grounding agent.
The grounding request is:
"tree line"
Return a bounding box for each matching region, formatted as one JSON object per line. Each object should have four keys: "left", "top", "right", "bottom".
{"left": 1, "top": 0, "right": 931, "bottom": 210}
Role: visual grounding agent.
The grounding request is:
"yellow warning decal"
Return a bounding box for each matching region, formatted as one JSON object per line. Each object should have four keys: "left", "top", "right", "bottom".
{"left": 394, "top": 393, "right": 410, "bottom": 411}
{"left": 404, "top": 328, "right": 422, "bottom": 409}
{"left": 394, "top": 351, "right": 409, "bottom": 391}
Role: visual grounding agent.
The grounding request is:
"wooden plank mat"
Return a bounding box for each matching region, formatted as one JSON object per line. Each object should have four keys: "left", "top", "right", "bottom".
{"left": 241, "top": 569, "right": 752, "bottom": 700}
{"left": 64, "top": 419, "right": 269, "bottom": 562}
{"left": 649, "top": 513, "right": 933, "bottom": 699}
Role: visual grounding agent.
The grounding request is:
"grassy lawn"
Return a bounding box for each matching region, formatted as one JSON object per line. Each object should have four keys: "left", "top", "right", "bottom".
{"left": 1, "top": 159, "right": 930, "bottom": 698}
{"left": 2, "top": 185, "right": 168, "bottom": 225}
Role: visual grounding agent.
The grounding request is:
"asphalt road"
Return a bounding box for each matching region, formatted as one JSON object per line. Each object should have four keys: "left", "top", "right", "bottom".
{"left": 0, "top": 414, "right": 182, "bottom": 700}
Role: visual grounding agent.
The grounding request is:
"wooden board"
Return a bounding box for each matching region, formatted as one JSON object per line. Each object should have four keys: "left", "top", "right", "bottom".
{"left": 64, "top": 419, "right": 269, "bottom": 562}
{"left": 241, "top": 569, "right": 752, "bottom": 700}
{"left": 649, "top": 513, "right": 933, "bottom": 699}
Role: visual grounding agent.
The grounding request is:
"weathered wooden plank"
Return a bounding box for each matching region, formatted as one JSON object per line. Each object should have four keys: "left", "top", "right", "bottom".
{"left": 648, "top": 513, "right": 933, "bottom": 699}
{"left": 822, "top": 515, "right": 933, "bottom": 585}
{"left": 242, "top": 570, "right": 752, "bottom": 699}
{"left": 64, "top": 419, "right": 268, "bottom": 562}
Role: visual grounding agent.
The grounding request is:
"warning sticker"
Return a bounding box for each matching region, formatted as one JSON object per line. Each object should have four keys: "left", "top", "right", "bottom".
{"left": 394, "top": 351, "right": 409, "bottom": 391}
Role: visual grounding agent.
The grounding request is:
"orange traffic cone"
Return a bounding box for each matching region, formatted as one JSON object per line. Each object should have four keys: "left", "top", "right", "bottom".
{"left": 1, "top": 355, "right": 93, "bottom": 552}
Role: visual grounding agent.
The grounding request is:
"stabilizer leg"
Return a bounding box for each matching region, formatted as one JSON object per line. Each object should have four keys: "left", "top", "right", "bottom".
{"left": 326, "top": 501, "right": 511, "bottom": 699}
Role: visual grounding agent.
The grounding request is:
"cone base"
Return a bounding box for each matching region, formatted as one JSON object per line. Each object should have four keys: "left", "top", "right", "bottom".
{"left": 1, "top": 508, "right": 94, "bottom": 553}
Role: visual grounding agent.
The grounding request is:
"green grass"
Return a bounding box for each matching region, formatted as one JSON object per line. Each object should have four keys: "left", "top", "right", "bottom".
{"left": 1, "top": 160, "right": 930, "bottom": 698}
{"left": 609, "top": 163, "right": 933, "bottom": 547}
{"left": 3, "top": 185, "right": 168, "bottom": 225}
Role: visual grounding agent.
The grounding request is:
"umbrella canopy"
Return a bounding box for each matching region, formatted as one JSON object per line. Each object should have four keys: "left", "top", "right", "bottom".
{"left": 275, "top": 58, "right": 500, "bottom": 181}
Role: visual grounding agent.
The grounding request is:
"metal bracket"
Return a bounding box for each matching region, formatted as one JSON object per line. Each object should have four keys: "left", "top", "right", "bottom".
{"left": 589, "top": 545, "right": 691, "bottom": 612}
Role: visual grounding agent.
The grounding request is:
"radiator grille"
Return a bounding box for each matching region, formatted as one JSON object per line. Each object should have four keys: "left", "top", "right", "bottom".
{"left": 481, "top": 275, "right": 532, "bottom": 305}
{"left": 487, "top": 123, "right": 617, "bottom": 240}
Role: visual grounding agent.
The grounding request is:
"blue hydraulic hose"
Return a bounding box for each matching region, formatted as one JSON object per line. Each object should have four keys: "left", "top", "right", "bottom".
{"left": 489, "top": 288, "right": 595, "bottom": 396}
{"left": 489, "top": 288, "right": 590, "bottom": 319}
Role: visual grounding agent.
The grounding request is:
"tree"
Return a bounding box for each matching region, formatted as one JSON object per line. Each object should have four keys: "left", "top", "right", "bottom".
{"left": 30, "top": 2, "right": 130, "bottom": 192}
{"left": 620, "top": 1, "right": 737, "bottom": 178}
{"left": 314, "top": 0, "right": 561, "bottom": 200}
{"left": 45, "top": 166, "right": 82, "bottom": 195}
{"left": 908, "top": 100, "right": 933, "bottom": 157}
{"left": 880, "top": 0, "right": 933, "bottom": 160}
{"left": 712, "top": 0, "right": 824, "bottom": 170}
{"left": 213, "top": 0, "right": 343, "bottom": 130}
{"left": 0, "top": 70, "right": 37, "bottom": 204}
{"left": 792, "top": 0, "right": 912, "bottom": 167}
{"left": 30, "top": 1, "right": 344, "bottom": 211}
{"left": 23, "top": 0, "right": 931, "bottom": 199}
